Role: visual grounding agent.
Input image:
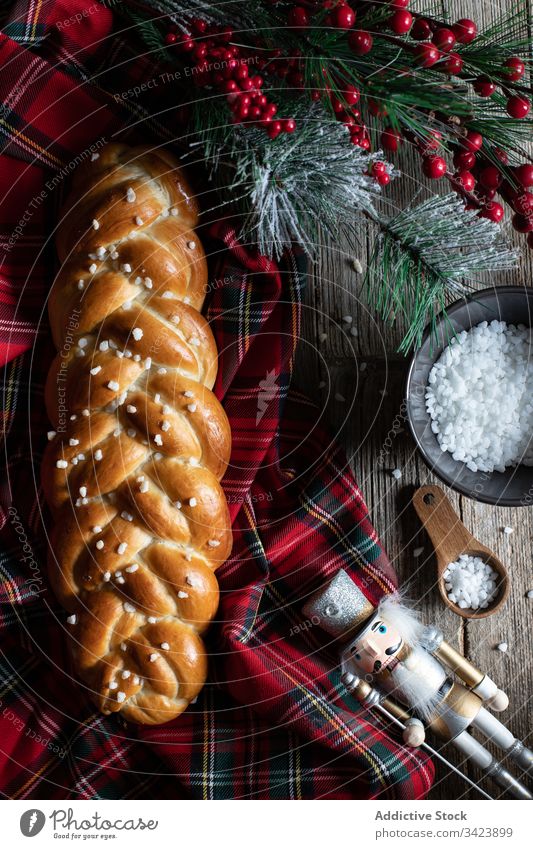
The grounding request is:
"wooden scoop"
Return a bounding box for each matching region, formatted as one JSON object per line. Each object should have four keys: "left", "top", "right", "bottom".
{"left": 412, "top": 485, "right": 510, "bottom": 620}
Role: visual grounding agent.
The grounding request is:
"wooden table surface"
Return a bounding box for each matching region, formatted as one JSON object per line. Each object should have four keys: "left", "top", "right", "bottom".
{"left": 294, "top": 0, "right": 533, "bottom": 800}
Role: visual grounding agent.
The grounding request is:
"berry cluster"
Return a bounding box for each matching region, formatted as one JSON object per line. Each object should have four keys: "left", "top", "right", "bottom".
{"left": 329, "top": 82, "right": 369, "bottom": 149}
{"left": 167, "top": 20, "right": 296, "bottom": 138}
{"left": 162, "top": 2, "right": 532, "bottom": 239}
{"left": 397, "top": 126, "right": 533, "bottom": 240}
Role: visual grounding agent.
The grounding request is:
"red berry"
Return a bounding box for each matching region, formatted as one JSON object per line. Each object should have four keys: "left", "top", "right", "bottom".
{"left": 515, "top": 164, "right": 533, "bottom": 188}
{"left": 512, "top": 213, "right": 533, "bottom": 232}
{"left": 340, "top": 84, "right": 360, "bottom": 105}
{"left": 454, "top": 170, "right": 476, "bottom": 192}
{"left": 348, "top": 29, "right": 373, "bottom": 55}
{"left": 453, "top": 18, "right": 477, "bottom": 44}
{"left": 288, "top": 6, "right": 309, "bottom": 28}
{"left": 511, "top": 192, "right": 533, "bottom": 215}
{"left": 165, "top": 32, "right": 177, "bottom": 45}
{"left": 420, "top": 129, "right": 442, "bottom": 154}
{"left": 372, "top": 161, "right": 387, "bottom": 175}
{"left": 391, "top": 0, "right": 410, "bottom": 7}
{"left": 442, "top": 52, "right": 463, "bottom": 75}
{"left": 503, "top": 57, "right": 525, "bottom": 82}
{"left": 453, "top": 150, "right": 476, "bottom": 170}
{"left": 481, "top": 202, "right": 504, "bottom": 222}
{"left": 360, "top": 138, "right": 371, "bottom": 150}
{"left": 479, "top": 165, "right": 502, "bottom": 190}
{"left": 473, "top": 76, "right": 496, "bottom": 97}
{"left": 414, "top": 42, "right": 440, "bottom": 68}
{"left": 376, "top": 171, "right": 391, "bottom": 186}
{"left": 495, "top": 148, "right": 509, "bottom": 165}
{"left": 283, "top": 118, "right": 296, "bottom": 133}
{"left": 433, "top": 28, "right": 456, "bottom": 52}
{"left": 267, "top": 120, "right": 283, "bottom": 140}
{"left": 507, "top": 96, "right": 530, "bottom": 118}
{"left": 461, "top": 130, "right": 483, "bottom": 152}
{"left": 412, "top": 18, "right": 432, "bottom": 40}
{"left": 388, "top": 10, "right": 413, "bottom": 35}
{"left": 332, "top": 4, "right": 356, "bottom": 29}
{"left": 381, "top": 128, "right": 401, "bottom": 151}
{"left": 423, "top": 155, "right": 447, "bottom": 179}
{"left": 192, "top": 18, "right": 207, "bottom": 34}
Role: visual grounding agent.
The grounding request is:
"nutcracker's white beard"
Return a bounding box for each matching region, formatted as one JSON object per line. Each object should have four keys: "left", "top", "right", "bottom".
{"left": 386, "top": 645, "right": 447, "bottom": 720}
{"left": 376, "top": 595, "right": 446, "bottom": 719}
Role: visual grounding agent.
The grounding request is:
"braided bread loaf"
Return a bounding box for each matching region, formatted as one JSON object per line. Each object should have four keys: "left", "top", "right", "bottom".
{"left": 42, "top": 144, "right": 232, "bottom": 725}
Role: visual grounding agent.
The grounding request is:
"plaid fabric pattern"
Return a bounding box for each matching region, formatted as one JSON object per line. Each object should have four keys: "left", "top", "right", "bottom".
{"left": 0, "top": 0, "right": 434, "bottom": 799}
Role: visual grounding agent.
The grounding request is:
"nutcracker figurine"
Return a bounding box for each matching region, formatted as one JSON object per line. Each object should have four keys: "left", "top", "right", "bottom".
{"left": 303, "top": 570, "right": 533, "bottom": 799}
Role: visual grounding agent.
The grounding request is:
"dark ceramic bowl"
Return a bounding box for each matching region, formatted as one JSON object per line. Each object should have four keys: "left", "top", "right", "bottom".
{"left": 406, "top": 286, "right": 533, "bottom": 507}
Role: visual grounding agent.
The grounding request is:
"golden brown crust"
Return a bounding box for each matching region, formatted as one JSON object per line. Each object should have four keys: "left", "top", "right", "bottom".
{"left": 42, "top": 144, "right": 232, "bottom": 725}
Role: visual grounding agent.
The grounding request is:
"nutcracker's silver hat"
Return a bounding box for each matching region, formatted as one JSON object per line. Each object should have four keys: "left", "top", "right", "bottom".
{"left": 302, "top": 569, "right": 375, "bottom": 640}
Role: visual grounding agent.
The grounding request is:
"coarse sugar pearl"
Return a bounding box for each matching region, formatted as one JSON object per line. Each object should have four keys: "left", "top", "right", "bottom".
{"left": 443, "top": 554, "right": 499, "bottom": 610}
{"left": 425, "top": 321, "right": 533, "bottom": 473}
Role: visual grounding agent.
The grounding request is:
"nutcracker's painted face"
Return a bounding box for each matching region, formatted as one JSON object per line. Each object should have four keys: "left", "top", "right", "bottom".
{"left": 348, "top": 614, "right": 403, "bottom": 674}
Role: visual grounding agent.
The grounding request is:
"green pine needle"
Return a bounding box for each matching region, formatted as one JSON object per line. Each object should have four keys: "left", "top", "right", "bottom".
{"left": 188, "top": 100, "right": 385, "bottom": 259}
{"left": 366, "top": 195, "right": 519, "bottom": 353}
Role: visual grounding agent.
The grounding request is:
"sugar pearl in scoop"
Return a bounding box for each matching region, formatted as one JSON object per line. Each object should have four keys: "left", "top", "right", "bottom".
{"left": 443, "top": 554, "right": 499, "bottom": 610}
{"left": 425, "top": 320, "right": 533, "bottom": 473}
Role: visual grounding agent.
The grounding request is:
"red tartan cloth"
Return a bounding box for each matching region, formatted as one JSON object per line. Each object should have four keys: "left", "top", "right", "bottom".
{"left": 0, "top": 0, "right": 434, "bottom": 799}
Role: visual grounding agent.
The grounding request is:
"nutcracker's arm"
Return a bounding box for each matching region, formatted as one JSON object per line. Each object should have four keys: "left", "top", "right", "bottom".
{"left": 421, "top": 626, "right": 508, "bottom": 711}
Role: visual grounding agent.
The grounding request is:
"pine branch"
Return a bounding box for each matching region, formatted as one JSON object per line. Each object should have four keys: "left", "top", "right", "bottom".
{"left": 366, "top": 194, "right": 519, "bottom": 353}
{"left": 188, "top": 100, "right": 385, "bottom": 259}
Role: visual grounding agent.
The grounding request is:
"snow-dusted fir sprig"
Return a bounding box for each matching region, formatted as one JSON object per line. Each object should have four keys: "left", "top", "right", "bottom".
{"left": 366, "top": 194, "right": 519, "bottom": 354}
{"left": 191, "top": 102, "right": 386, "bottom": 259}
